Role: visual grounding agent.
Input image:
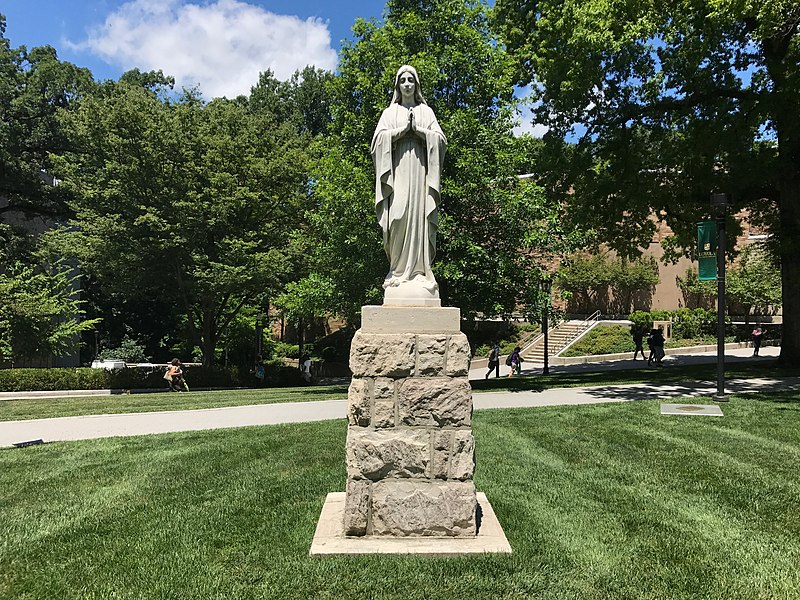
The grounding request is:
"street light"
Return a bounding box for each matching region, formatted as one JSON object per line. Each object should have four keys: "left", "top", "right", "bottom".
{"left": 711, "top": 192, "right": 730, "bottom": 402}
{"left": 255, "top": 312, "right": 265, "bottom": 359}
{"left": 540, "top": 277, "right": 552, "bottom": 375}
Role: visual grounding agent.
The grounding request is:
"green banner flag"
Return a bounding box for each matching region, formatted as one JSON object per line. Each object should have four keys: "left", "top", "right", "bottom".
{"left": 697, "top": 221, "right": 717, "bottom": 281}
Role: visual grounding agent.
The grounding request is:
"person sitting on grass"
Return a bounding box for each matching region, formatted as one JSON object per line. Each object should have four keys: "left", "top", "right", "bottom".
{"left": 167, "top": 358, "right": 188, "bottom": 392}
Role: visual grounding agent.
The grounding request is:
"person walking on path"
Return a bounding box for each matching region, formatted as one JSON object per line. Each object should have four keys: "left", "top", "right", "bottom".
{"left": 507, "top": 346, "right": 523, "bottom": 377}
{"left": 632, "top": 326, "right": 646, "bottom": 360}
{"left": 752, "top": 326, "right": 764, "bottom": 356}
{"left": 646, "top": 329, "right": 656, "bottom": 366}
{"left": 651, "top": 327, "right": 666, "bottom": 367}
{"left": 486, "top": 342, "right": 501, "bottom": 379}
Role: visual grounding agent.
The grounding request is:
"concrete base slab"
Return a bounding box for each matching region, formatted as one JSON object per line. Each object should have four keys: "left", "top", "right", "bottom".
{"left": 309, "top": 491, "right": 511, "bottom": 556}
{"left": 661, "top": 403, "right": 724, "bottom": 416}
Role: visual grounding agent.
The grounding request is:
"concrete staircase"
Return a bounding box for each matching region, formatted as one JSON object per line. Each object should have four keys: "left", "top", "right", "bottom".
{"left": 521, "top": 318, "right": 598, "bottom": 364}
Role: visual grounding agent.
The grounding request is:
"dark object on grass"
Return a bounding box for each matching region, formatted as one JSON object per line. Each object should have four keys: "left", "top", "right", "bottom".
{"left": 13, "top": 439, "right": 44, "bottom": 448}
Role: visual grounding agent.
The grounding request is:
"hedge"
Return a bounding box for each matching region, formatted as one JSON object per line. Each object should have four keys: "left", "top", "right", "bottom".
{"left": 0, "top": 361, "right": 303, "bottom": 392}
{"left": 560, "top": 325, "right": 635, "bottom": 357}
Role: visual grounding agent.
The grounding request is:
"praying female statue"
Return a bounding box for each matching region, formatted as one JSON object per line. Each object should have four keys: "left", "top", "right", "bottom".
{"left": 371, "top": 65, "right": 446, "bottom": 306}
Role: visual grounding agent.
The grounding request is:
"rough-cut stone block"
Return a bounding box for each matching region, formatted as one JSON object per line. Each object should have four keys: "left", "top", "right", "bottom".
{"left": 346, "top": 429, "right": 429, "bottom": 480}
{"left": 347, "top": 378, "right": 371, "bottom": 427}
{"left": 373, "top": 378, "right": 395, "bottom": 428}
{"left": 446, "top": 334, "right": 471, "bottom": 377}
{"left": 343, "top": 479, "right": 371, "bottom": 536}
{"left": 371, "top": 480, "right": 477, "bottom": 536}
{"left": 398, "top": 378, "right": 472, "bottom": 426}
{"left": 350, "top": 332, "right": 415, "bottom": 377}
{"left": 431, "top": 430, "right": 451, "bottom": 479}
{"left": 416, "top": 335, "right": 447, "bottom": 376}
{"left": 449, "top": 431, "right": 476, "bottom": 481}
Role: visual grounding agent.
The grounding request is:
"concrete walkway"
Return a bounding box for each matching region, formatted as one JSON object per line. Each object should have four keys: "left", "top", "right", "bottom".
{"left": 469, "top": 345, "right": 780, "bottom": 379}
{"left": 2, "top": 371, "right": 797, "bottom": 449}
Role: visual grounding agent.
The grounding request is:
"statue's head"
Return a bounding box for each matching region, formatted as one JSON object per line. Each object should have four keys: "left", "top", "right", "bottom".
{"left": 391, "top": 65, "right": 427, "bottom": 105}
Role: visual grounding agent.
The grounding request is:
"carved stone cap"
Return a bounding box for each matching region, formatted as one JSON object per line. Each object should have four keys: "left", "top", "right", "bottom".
{"left": 361, "top": 305, "right": 461, "bottom": 334}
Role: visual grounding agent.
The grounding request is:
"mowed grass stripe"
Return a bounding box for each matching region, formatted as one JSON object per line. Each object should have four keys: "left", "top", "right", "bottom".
{"left": 1, "top": 395, "right": 799, "bottom": 599}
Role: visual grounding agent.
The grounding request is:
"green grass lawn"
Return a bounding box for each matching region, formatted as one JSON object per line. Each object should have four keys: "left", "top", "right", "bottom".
{"left": 2, "top": 360, "right": 798, "bottom": 422}
{"left": 0, "top": 384, "right": 350, "bottom": 422}
{"left": 1, "top": 393, "right": 799, "bottom": 599}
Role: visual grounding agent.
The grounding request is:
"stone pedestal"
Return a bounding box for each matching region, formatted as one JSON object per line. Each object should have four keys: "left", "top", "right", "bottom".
{"left": 343, "top": 305, "right": 477, "bottom": 537}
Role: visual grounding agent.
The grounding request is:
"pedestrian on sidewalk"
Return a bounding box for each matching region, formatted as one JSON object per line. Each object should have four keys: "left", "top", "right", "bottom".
{"left": 507, "top": 346, "right": 522, "bottom": 377}
{"left": 752, "top": 326, "right": 764, "bottom": 356}
{"left": 486, "top": 342, "right": 501, "bottom": 379}
{"left": 652, "top": 326, "right": 666, "bottom": 367}
{"left": 632, "top": 325, "right": 646, "bottom": 360}
{"left": 254, "top": 355, "right": 266, "bottom": 386}
{"left": 646, "top": 329, "right": 656, "bottom": 366}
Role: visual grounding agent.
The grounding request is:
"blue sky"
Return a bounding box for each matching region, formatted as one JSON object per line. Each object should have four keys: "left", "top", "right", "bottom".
{"left": 2, "top": 0, "right": 387, "bottom": 97}
{"left": 2, "top": 0, "right": 543, "bottom": 134}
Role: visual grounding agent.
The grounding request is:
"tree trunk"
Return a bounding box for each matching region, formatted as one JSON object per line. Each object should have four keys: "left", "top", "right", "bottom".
{"left": 778, "top": 177, "right": 800, "bottom": 366}
{"left": 763, "top": 29, "right": 800, "bottom": 367}
{"left": 774, "top": 97, "right": 800, "bottom": 366}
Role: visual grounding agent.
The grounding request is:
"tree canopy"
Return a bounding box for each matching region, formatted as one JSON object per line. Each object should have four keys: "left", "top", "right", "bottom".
{"left": 49, "top": 77, "right": 312, "bottom": 366}
{"left": 494, "top": 0, "right": 800, "bottom": 363}
{"left": 307, "top": 0, "right": 587, "bottom": 323}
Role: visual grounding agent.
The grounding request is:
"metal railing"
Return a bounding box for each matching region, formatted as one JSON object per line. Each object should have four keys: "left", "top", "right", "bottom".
{"left": 555, "top": 311, "right": 602, "bottom": 356}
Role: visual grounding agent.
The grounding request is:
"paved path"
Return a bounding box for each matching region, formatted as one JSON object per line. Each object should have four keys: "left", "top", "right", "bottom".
{"left": 469, "top": 345, "right": 780, "bottom": 379}
{"left": 2, "top": 373, "right": 797, "bottom": 448}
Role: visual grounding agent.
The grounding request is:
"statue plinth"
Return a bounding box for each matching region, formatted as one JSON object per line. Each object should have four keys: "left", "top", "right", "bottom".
{"left": 342, "top": 305, "right": 477, "bottom": 537}
{"left": 383, "top": 280, "right": 441, "bottom": 307}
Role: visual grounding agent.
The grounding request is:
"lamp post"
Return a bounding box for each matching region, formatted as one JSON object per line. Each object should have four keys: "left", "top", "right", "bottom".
{"left": 540, "top": 277, "right": 552, "bottom": 375}
{"left": 711, "top": 192, "right": 730, "bottom": 402}
{"left": 255, "top": 312, "right": 265, "bottom": 358}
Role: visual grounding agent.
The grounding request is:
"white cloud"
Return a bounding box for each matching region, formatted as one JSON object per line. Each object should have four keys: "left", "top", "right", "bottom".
{"left": 513, "top": 115, "right": 549, "bottom": 138}
{"left": 511, "top": 84, "right": 548, "bottom": 137}
{"left": 69, "top": 0, "right": 338, "bottom": 98}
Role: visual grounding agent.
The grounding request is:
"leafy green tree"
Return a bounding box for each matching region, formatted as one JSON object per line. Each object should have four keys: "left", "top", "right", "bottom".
{"left": 50, "top": 78, "right": 310, "bottom": 367}
{"left": 494, "top": 0, "right": 800, "bottom": 364}
{"left": 676, "top": 268, "right": 717, "bottom": 310}
{"left": 0, "top": 15, "right": 94, "bottom": 220}
{"left": 557, "top": 251, "right": 659, "bottom": 313}
{"left": 0, "top": 229, "right": 98, "bottom": 366}
{"left": 248, "top": 67, "right": 334, "bottom": 136}
{"left": 308, "top": 0, "right": 586, "bottom": 323}
{"left": 727, "top": 244, "right": 782, "bottom": 319}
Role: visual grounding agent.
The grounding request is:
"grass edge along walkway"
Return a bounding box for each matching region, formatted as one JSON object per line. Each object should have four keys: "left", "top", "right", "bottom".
{"left": 2, "top": 359, "right": 799, "bottom": 423}
{"left": 1, "top": 394, "right": 799, "bottom": 599}
{"left": 2, "top": 376, "right": 799, "bottom": 448}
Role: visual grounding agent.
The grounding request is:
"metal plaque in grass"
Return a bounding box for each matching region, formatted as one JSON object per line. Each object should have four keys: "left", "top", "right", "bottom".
{"left": 660, "top": 403, "right": 723, "bottom": 416}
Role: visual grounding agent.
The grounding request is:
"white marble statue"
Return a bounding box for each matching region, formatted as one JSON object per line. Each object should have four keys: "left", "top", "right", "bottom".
{"left": 371, "top": 65, "right": 446, "bottom": 306}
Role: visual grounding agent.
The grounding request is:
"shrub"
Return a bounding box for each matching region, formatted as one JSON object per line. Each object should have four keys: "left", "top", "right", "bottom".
{"left": 0, "top": 364, "right": 302, "bottom": 392}
{"left": 96, "top": 334, "right": 149, "bottom": 363}
{"left": 272, "top": 342, "right": 300, "bottom": 359}
{"left": 629, "top": 308, "right": 731, "bottom": 340}
{"left": 561, "top": 325, "right": 635, "bottom": 357}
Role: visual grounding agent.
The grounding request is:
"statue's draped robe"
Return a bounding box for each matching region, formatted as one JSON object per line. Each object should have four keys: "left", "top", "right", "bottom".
{"left": 371, "top": 103, "right": 446, "bottom": 288}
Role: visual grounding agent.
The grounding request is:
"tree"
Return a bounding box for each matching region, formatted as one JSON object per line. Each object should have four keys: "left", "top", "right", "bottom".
{"left": 0, "top": 15, "right": 94, "bottom": 221}
{"left": 51, "top": 78, "right": 310, "bottom": 367}
{"left": 248, "top": 66, "right": 334, "bottom": 137}
{"left": 556, "top": 251, "right": 658, "bottom": 313}
{"left": 494, "top": 1, "right": 800, "bottom": 364}
{"left": 727, "top": 244, "right": 782, "bottom": 319}
{"left": 0, "top": 225, "right": 98, "bottom": 365}
{"left": 308, "top": 0, "right": 587, "bottom": 323}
